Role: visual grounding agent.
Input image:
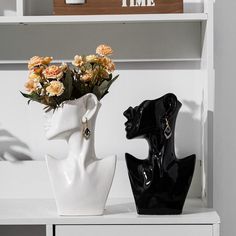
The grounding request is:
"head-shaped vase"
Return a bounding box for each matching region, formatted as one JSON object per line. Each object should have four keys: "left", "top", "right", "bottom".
{"left": 45, "top": 93, "right": 116, "bottom": 215}
{"left": 124, "top": 93, "right": 196, "bottom": 215}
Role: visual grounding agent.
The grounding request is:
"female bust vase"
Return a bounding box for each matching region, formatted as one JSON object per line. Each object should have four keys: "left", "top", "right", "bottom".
{"left": 124, "top": 93, "right": 196, "bottom": 215}
{"left": 45, "top": 93, "right": 116, "bottom": 215}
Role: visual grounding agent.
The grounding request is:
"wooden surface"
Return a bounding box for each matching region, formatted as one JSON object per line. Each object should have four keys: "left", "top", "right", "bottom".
{"left": 53, "top": 0, "right": 183, "bottom": 15}
{"left": 0, "top": 198, "right": 220, "bottom": 225}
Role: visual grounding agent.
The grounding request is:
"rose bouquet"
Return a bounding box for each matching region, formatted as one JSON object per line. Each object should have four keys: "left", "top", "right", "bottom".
{"left": 21, "top": 44, "right": 119, "bottom": 112}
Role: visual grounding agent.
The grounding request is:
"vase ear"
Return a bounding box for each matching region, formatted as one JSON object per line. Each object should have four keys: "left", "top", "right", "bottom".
{"left": 163, "top": 93, "right": 178, "bottom": 114}
{"left": 82, "top": 93, "right": 100, "bottom": 122}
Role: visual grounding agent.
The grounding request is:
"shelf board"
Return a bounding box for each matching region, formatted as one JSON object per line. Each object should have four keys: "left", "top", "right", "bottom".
{"left": 0, "top": 13, "right": 208, "bottom": 25}
{"left": 0, "top": 58, "right": 202, "bottom": 65}
{"left": 0, "top": 198, "right": 219, "bottom": 225}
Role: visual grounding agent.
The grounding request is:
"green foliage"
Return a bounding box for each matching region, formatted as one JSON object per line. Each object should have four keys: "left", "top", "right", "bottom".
{"left": 21, "top": 47, "right": 119, "bottom": 111}
{"left": 93, "top": 75, "right": 119, "bottom": 100}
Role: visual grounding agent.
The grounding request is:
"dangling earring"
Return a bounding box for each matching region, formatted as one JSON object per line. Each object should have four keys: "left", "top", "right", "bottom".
{"left": 82, "top": 117, "right": 91, "bottom": 140}
{"left": 164, "top": 118, "right": 172, "bottom": 139}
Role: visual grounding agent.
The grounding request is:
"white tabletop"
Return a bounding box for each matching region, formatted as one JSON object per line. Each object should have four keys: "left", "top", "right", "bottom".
{"left": 0, "top": 198, "right": 220, "bottom": 225}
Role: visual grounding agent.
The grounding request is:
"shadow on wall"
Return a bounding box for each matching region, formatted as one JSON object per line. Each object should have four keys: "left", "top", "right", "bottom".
{"left": 175, "top": 99, "right": 201, "bottom": 160}
{"left": 0, "top": 129, "right": 32, "bottom": 161}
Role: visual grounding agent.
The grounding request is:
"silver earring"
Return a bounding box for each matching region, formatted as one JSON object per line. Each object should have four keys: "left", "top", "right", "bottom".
{"left": 164, "top": 118, "right": 172, "bottom": 139}
{"left": 82, "top": 117, "right": 91, "bottom": 140}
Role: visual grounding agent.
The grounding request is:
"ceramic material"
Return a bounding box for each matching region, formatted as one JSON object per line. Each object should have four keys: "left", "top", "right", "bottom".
{"left": 45, "top": 93, "right": 116, "bottom": 216}
{"left": 65, "top": 0, "right": 85, "bottom": 4}
{"left": 124, "top": 93, "right": 196, "bottom": 215}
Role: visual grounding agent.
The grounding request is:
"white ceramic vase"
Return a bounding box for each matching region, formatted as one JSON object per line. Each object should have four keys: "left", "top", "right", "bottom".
{"left": 65, "top": 0, "right": 85, "bottom": 4}
{"left": 45, "top": 93, "right": 116, "bottom": 215}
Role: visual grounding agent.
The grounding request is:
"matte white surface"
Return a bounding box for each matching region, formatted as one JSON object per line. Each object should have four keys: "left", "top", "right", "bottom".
{"left": 56, "top": 225, "right": 213, "bottom": 236}
{"left": 0, "top": 198, "right": 220, "bottom": 225}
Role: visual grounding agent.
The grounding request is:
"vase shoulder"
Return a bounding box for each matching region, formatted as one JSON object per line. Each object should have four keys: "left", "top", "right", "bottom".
{"left": 45, "top": 154, "right": 117, "bottom": 216}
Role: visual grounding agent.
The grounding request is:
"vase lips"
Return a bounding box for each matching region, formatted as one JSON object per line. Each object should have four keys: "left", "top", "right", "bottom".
{"left": 123, "top": 104, "right": 144, "bottom": 139}
{"left": 123, "top": 107, "right": 136, "bottom": 139}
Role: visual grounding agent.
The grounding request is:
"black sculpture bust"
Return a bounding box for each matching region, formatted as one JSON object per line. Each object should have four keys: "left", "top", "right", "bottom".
{"left": 124, "top": 93, "right": 196, "bottom": 215}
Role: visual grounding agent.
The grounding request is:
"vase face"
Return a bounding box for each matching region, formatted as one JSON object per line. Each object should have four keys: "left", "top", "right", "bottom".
{"left": 124, "top": 93, "right": 196, "bottom": 215}
{"left": 44, "top": 99, "right": 86, "bottom": 140}
{"left": 45, "top": 94, "right": 117, "bottom": 215}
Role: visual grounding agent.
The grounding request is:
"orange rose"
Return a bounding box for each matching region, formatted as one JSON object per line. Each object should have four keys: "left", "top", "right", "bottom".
{"left": 99, "top": 56, "right": 115, "bottom": 72}
{"left": 28, "top": 73, "right": 41, "bottom": 82}
{"left": 46, "top": 81, "right": 65, "bottom": 96}
{"left": 28, "top": 56, "right": 53, "bottom": 70}
{"left": 100, "top": 69, "right": 110, "bottom": 79}
{"left": 85, "top": 54, "right": 98, "bottom": 63}
{"left": 43, "top": 65, "right": 63, "bottom": 80}
{"left": 60, "top": 63, "right": 68, "bottom": 72}
{"left": 96, "top": 44, "right": 113, "bottom": 56}
{"left": 25, "top": 80, "right": 38, "bottom": 93}
{"left": 81, "top": 70, "right": 94, "bottom": 82}
{"left": 72, "top": 55, "right": 84, "bottom": 67}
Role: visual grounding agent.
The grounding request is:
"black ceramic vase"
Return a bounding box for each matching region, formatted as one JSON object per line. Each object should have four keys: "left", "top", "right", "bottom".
{"left": 124, "top": 93, "right": 196, "bottom": 215}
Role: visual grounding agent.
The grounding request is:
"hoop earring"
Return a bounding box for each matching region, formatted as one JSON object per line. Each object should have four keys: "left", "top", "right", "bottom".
{"left": 82, "top": 117, "right": 91, "bottom": 140}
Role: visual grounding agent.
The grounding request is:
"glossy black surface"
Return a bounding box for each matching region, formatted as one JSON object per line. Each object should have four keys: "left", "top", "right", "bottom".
{"left": 124, "top": 93, "right": 196, "bottom": 215}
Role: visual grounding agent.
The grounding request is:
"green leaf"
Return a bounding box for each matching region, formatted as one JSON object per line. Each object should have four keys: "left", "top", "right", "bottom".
{"left": 43, "top": 105, "right": 53, "bottom": 113}
{"left": 20, "top": 91, "right": 31, "bottom": 99}
{"left": 93, "top": 74, "right": 119, "bottom": 100}
{"left": 62, "top": 70, "right": 73, "bottom": 100}
{"left": 73, "top": 75, "right": 91, "bottom": 98}
{"left": 20, "top": 91, "right": 41, "bottom": 103}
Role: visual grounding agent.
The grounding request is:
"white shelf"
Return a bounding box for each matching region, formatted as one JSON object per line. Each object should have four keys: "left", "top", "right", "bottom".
{"left": 0, "top": 198, "right": 219, "bottom": 225}
{"left": 0, "top": 58, "right": 202, "bottom": 65}
{"left": 0, "top": 13, "right": 208, "bottom": 25}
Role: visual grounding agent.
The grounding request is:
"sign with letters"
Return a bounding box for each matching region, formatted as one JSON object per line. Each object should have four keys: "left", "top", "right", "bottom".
{"left": 54, "top": 0, "right": 183, "bottom": 15}
{"left": 122, "top": 0, "right": 156, "bottom": 7}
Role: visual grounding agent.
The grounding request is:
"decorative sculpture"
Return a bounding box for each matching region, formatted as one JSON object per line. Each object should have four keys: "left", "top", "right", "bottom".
{"left": 124, "top": 93, "right": 196, "bottom": 215}
{"left": 45, "top": 94, "right": 116, "bottom": 215}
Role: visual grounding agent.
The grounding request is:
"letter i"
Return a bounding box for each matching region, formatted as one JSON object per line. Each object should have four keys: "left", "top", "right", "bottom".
{"left": 122, "top": 0, "right": 128, "bottom": 7}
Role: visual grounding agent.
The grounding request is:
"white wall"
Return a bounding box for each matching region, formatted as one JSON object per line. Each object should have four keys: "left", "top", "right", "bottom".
{"left": 214, "top": 1, "right": 236, "bottom": 236}
{"left": 0, "top": 70, "right": 204, "bottom": 161}
{"left": 0, "top": 0, "right": 205, "bottom": 202}
{"left": 0, "top": 69, "right": 203, "bottom": 199}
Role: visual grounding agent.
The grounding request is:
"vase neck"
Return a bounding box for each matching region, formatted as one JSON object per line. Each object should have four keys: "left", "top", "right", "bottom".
{"left": 67, "top": 115, "right": 97, "bottom": 167}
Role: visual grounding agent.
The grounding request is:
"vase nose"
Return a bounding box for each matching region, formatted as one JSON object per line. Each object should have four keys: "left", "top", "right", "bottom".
{"left": 123, "top": 107, "right": 134, "bottom": 120}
